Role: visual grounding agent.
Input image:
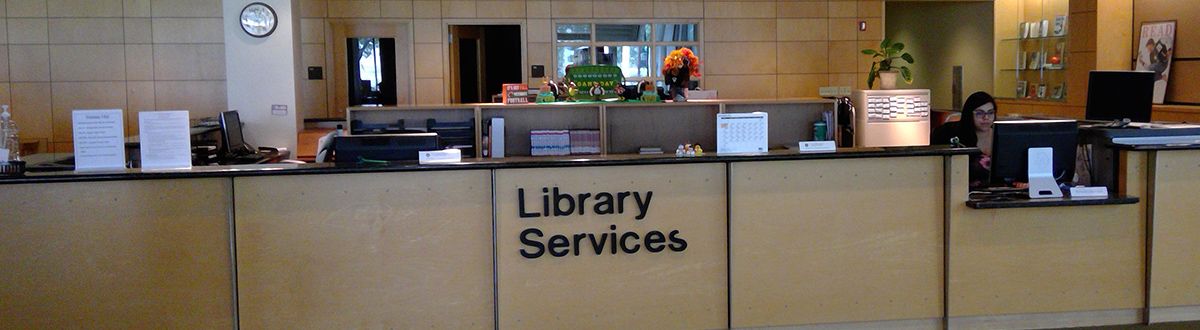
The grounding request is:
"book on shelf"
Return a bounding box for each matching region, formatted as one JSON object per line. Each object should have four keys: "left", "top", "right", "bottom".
{"left": 1040, "top": 19, "right": 1049, "bottom": 37}
{"left": 1052, "top": 15, "right": 1068, "bottom": 36}
{"left": 530, "top": 130, "right": 571, "bottom": 156}
{"left": 1051, "top": 84, "right": 1065, "bottom": 100}
{"left": 502, "top": 84, "right": 529, "bottom": 105}
{"left": 1018, "top": 51, "right": 1028, "bottom": 70}
{"left": 1036, "top": 84, "right": 1047, "bottom": 99}
{"left": 1016, "top": 81, "right": 1028, "bottom": 97}
{"left": 1026, "top": 84, "right": 1039, "bottom": 98}
{"left": 568, "top": 130, "right": 601, "bottom": 155}
{"left": 1019, "top": 22, "right": 1028, "bottom": 39}
{"left": 638, "top": 147, "right": 663, "bottom": 155}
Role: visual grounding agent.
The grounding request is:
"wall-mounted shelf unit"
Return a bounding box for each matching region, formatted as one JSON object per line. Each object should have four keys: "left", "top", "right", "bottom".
{"left": 995, "top": 0, "right": 1071, "bottom": 103}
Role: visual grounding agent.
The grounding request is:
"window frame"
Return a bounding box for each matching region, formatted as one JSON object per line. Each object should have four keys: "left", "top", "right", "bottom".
{"left": 552, "top": 20, "right": 703, "bottom": 86}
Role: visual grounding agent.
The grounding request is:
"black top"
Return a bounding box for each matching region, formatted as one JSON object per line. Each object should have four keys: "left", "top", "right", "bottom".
{"left": 966, "top": 195, "right": 1139, "bottom": 209}
{"left": 0, "top": 146, "right": 979, "bottom": 185}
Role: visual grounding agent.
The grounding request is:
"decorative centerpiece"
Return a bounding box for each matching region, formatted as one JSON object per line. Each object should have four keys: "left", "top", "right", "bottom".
{"left": 861, "top": 39, "right": 914, "bottom": 89}
{"left": 662, "top": 48, "right": 701, "bottom": 101}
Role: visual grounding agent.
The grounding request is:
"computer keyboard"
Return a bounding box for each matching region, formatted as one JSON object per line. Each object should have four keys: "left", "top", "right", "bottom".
{"left": 235, "top": 153, "right": 266, "bottom": 161}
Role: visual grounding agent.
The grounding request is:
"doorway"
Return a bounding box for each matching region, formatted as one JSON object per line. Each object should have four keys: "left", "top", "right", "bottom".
{"left": 347, "top": 37, "right": 398, "bottom": 106}
{"left": 326, "top": 21, "right": 413, "bottom": 117}
{"left": 449, "top": 25, "right": 523, "bottom": 103}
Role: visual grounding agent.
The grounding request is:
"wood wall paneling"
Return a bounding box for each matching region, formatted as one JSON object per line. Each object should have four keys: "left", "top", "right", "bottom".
{"left": 1152, "top": 104, "right": 1200, "bottom": 123}
{"left": 1134, "top": 0, "right": 1200, "bottom": 59}
{"left": 1165, "top": 61, "right": 1200, "bottom": 104}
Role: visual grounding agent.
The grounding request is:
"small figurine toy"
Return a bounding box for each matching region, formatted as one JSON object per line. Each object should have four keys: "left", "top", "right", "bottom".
{"left": 615, "top": 84, "right": 641, "bottom": 101}
{"left": 639, "top": 80, "right": 660, "bottom": 102}
{"left": 589, "top": 82, "right": 605, "bottom": 100}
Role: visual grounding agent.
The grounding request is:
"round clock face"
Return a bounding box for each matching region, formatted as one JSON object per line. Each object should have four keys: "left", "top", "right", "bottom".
{"left": 240, "top": 2, "right": 277, "bottom": 38}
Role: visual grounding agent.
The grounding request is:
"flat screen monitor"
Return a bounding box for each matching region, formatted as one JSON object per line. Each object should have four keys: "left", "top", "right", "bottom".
{"left": 219, "top": 110, "right": 252, "bottom": 156}
{"left": 1086, "top": 70, "right": 1154, "bottom": 123}
{"left": 990, "top": 119, "right": 1078, "bottom": 185}
{"left": 333, "top": 133, "right": 439, "bottom": 163}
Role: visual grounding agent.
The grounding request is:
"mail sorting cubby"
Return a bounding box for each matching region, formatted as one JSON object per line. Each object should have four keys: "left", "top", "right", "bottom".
{"left": 479, "top": 103, "right": 602, "bottom": 157}
{"left": 722, "top": 100, "right": 837, "bottom": 149}
{"left": 345, "top": 99, "right": 839, "bottom": 158}
{"left": 346, "top": 105, "right": 479, "bottom": 154}
{"left": 604, "top": 102, "right": 722, "bottom": 154}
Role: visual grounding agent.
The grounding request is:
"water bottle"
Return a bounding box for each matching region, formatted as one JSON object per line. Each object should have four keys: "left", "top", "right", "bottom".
{"left": 0, "top": 105, "right": 19, "bottom": 164}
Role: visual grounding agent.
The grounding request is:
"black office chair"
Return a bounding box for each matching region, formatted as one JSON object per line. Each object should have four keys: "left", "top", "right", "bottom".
{"left": 931, "top": 121, "right": 962, "bottom": 146}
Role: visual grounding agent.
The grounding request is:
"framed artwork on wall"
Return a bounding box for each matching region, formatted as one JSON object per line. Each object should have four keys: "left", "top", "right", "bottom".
{"left": 1135, "top": 21, "right": 1176, "bottom": 104}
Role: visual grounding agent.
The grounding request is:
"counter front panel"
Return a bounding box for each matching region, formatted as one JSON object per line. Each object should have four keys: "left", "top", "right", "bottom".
{"left": 947, "top": 152, "right": 1147, "bottom": 326}
{"left": 0, "top": 179, "right": 234, "bottom": 328}
{"left": 494, "top": 163, "right": 728, "bottom": 329}
{"left": 1149, "top": 149, "right": 1200, "bottom": 317}
{"left": 233, "top": 170, "right": 495, "bottom": 329}
{"left": 730, "top": 156, "right": 945, "bottom": 327}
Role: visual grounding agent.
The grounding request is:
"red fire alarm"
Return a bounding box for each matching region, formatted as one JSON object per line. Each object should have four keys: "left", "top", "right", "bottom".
{"left": 859, "top": 21, "right": 868, "bottom": 31}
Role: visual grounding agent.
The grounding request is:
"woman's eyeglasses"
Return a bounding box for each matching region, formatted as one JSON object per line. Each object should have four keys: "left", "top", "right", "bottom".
{"left": 973, "top": 109, "right": 996, "bottom": 117}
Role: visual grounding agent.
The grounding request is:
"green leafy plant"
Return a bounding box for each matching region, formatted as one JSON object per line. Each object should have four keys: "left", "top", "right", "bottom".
{"left": 861, "top": 39, "right": 915, "bottom": 88}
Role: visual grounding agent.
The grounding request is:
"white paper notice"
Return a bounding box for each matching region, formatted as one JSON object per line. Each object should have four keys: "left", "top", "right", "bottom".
{"left": 139, "top": 111, "right": 192, "bottom": 170}
{"left": 72, "top": 109, "right": 127, "bottom": 171}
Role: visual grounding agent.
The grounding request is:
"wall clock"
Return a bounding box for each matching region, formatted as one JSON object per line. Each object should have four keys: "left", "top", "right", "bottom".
{"left": 240, "top": 2, "right": 278, "bottom": 38}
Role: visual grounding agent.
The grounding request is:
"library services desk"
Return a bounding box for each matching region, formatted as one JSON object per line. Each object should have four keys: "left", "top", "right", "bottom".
{"left": 1, "top": 145, "right": 1198, "bottom": 329}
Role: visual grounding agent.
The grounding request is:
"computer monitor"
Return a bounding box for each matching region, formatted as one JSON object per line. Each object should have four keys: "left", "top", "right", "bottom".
{"left": 990, "top": 120, "right": 1078, "bottom": 192}
{"left": 219, "top": 110, "right": 252, "bottom": 156}
{"left": 314, "top": 130, "right": 336, "bottom": 163}
{"left": 332, "top": 133, "right": 439, "bottom": 163}
{"left": 1086, "top": 70, "right": 1154, "bottom": 123}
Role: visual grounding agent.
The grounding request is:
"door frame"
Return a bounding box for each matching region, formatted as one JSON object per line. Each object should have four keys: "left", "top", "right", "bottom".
{"left": 325, "top": 19, "right": 415, "bottom": 117}
{"left": 443, "top": 19, "right": 527, "bottom": 104}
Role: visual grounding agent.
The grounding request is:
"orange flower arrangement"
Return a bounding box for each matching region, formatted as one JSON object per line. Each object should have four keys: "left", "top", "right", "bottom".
{"left": 662, "top": 48, "right": 702, "bottom": 78}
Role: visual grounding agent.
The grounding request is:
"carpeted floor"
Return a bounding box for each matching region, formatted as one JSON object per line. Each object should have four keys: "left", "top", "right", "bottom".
{"left": 1068, "top": 321, "right": 1200, "bottom": 329}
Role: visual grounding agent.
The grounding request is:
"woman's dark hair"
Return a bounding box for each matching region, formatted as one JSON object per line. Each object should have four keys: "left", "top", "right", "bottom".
{"left": 957, "top": 91, "right": 996, "bottom": 147}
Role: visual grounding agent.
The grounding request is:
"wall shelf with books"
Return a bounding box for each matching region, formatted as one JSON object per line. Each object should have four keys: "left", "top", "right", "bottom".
{"left": 1000, "top": 67, "right": 1067, "bottom": 72}
{"left": 994, "top": 0, "right": 1070, "bottom": 103}
{"left": 1000, "top": 35, "right": 1069, "bottom": 42}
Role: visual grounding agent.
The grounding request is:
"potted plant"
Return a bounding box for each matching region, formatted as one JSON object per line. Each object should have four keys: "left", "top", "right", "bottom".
{"left": 862, "top": 39, "right": 914, "bottom": 89}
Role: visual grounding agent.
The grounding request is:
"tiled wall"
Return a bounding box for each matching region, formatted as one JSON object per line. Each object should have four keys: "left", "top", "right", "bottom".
{"left": 2, "top": 0, "right": 883, "bottom": 150}
{"left": 298, "top": 0, "right": 883, "bottom": 117}
{"left": 1, "top": 0, "right": 227, "bottom": 153}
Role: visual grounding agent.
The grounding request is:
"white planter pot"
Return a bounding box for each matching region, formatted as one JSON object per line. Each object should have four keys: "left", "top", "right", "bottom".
{"left": 878, "top": 70, "right": 899, "bottom": 90}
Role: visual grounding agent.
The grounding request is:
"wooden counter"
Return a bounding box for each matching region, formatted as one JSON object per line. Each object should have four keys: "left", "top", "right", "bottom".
{"left": 2, "top": 146, "right": 1197, "bottom": 328}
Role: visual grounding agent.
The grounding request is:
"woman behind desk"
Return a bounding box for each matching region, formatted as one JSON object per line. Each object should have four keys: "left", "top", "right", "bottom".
{"left": 932, "top": 91, "right": 995, "bottom": 188}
